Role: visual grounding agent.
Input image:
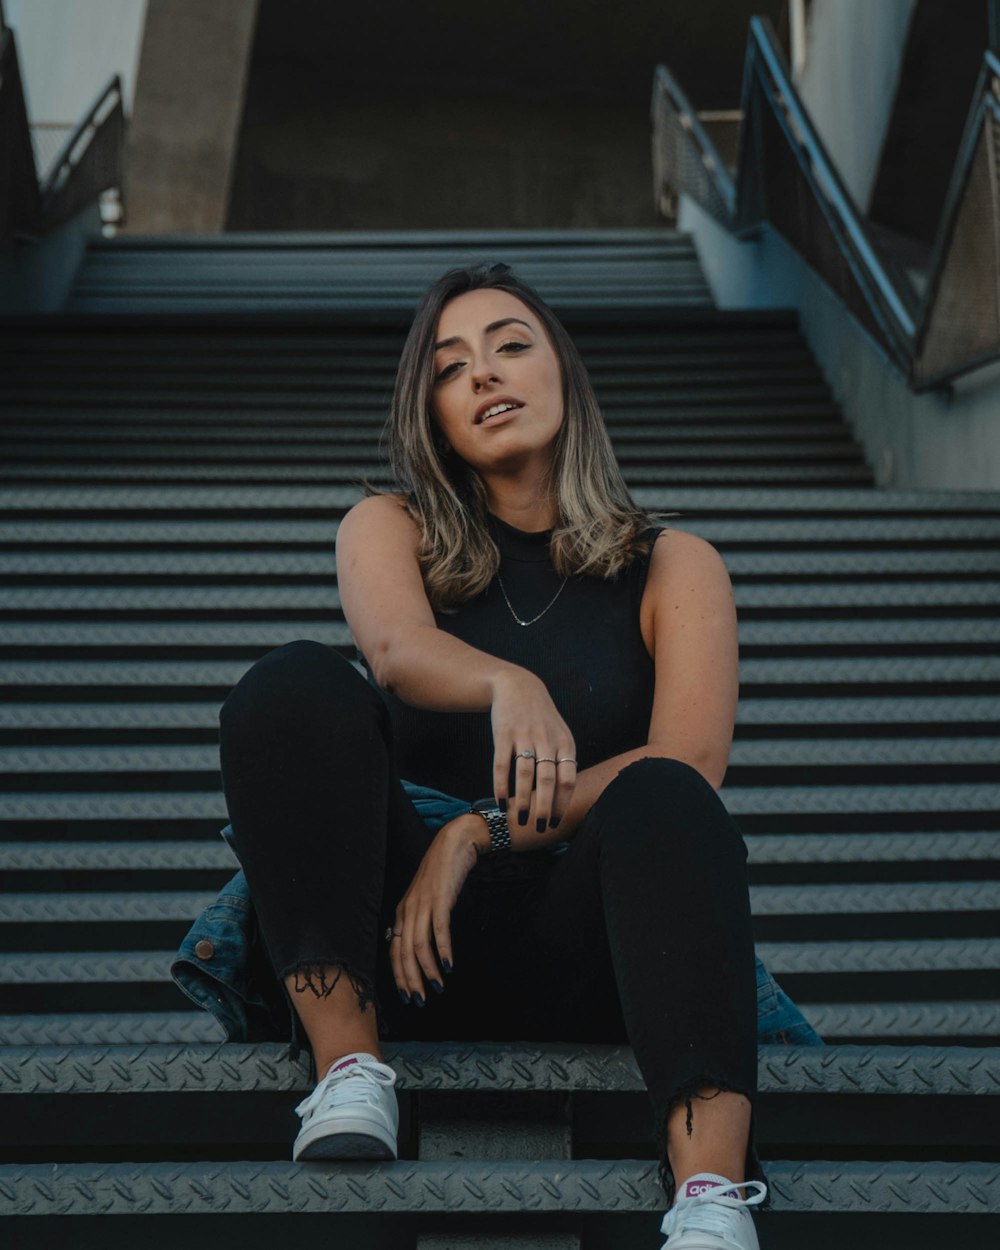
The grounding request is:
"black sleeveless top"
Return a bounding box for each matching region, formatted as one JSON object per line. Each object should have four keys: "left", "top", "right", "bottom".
{"left": 360, "top": 513, "right": 665, "bottom": 803}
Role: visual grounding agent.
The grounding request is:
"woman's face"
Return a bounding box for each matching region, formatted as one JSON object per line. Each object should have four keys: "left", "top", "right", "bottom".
{"left": 429, "top": 288, "right": 564, "bottom": 475}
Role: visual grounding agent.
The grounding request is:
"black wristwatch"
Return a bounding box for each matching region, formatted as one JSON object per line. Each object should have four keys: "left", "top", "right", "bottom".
{"left": 469, "top": 798, "right": 513, "bottom": 855}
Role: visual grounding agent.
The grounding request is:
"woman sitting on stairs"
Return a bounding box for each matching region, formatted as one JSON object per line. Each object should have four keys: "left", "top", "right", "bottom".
{"left": 217, "top": 260, "right": 782, "bottom": 1250}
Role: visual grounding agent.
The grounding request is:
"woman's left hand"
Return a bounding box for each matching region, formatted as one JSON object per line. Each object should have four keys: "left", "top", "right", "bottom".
{"left": 390, "top": 814, "right": 481, "bottom": 1002}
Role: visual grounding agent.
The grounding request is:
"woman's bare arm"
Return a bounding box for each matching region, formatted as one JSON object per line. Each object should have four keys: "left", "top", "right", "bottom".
{"left": 337, "top": 493, "right": 510, "bottom": 708}
{"left": 336, "top": 493, "right": 576, "bottom": 825}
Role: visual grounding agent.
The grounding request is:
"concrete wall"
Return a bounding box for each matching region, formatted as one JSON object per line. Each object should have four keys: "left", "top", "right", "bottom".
{"left": 227, "top": 91, "right": 660, "bottom": 232}
{"left": 4, "top": 0, "right": 147, "bottom": 116}
{"left": 4, "top": 0, "right": 147, "bottom": 176}
{"left": 226, "top": 0, "right": 785, "bottom": 232}
{"left": 796, "top": 0, "right": 917, "bottom": 214}
{"left": 680, "top": 193, "right": 1000, "bottom": 491}
{"left": 0, "top": 199, "right": 104, "bottom": 313}
{"left": 123, "top": 0, "right": 259, "bottom": 234}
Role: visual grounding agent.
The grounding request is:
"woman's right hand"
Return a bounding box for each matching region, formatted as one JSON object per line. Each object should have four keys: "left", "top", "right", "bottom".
{"left": 490, "top": 669, "right": 576, "bottom": 833}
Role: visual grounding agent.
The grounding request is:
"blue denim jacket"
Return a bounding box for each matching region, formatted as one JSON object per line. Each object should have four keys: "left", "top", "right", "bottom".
{"left": 170, "top": 780, "right": 825, "bottom": 1057}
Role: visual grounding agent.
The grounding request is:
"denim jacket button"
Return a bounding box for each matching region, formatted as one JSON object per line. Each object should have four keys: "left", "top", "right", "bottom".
{"left": 195, "top": 940, "right": 215, "bottom": 960}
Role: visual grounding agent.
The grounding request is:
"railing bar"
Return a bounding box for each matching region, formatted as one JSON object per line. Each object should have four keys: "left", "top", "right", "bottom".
{"left": 911, "top": 341, "right": 1000, "bottom": 392}
{"left": 989, "top": 102, "right": 1000, "bottom": 339}
{"left": 751, "top": 72, "right": 912, "bottom": 376}
{"left": 38, "top": 73, "right": 123, "bottom": 200}
{"left": 748, "top": 19, "right": 916, "bottom": 340}
{"left": 651, "top": 65, "right": 737, "bottom": 217}
{"left": 915, "top": 66, "right": 1000, "bottom": 339}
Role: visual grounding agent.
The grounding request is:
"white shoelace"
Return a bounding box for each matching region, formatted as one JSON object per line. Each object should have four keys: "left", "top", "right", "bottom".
{"left": 294, "top": 1058, "right": 396, "bottom": 1122}
{"left": 660, "top": 1179, "right": 768, "bottom": 1242}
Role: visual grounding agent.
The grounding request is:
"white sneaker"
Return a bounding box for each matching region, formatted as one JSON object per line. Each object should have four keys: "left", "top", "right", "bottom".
{"left": 659, "top": 1173, "right": 768, "bottom": 1249}
{"left": 292, "top": 1051, "right": 399, "bottom": 1162}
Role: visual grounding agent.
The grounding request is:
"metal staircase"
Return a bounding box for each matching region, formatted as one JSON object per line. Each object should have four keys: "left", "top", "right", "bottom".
{"left": 1, "top": 229, "right": 998, "bottom": 1248}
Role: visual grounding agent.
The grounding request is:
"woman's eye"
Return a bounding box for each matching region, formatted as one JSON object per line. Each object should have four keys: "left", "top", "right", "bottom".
{"left": 434, "top": 341, "right": 529, "bottom": 383}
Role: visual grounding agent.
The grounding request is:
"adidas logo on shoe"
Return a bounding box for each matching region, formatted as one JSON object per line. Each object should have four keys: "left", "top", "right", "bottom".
{"left": 682, "top": 1177, "right": 742, "bottom": 1200}
{"left": 659, "top": 1172, "right": 768, "bottom": 1249}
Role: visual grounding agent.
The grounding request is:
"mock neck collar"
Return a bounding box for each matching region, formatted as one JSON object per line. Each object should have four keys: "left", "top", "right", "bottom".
{"left": 487, "top": 512, "right": 554, "bottom": 564}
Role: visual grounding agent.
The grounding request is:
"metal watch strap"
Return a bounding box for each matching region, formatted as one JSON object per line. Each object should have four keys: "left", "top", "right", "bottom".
{"left": 470, "top": 801, "right": 512, "bottom": 854}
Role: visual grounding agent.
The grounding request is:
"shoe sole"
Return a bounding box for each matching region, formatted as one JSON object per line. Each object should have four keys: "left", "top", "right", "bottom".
{"left": 293, "top": 1120, "right": 398, "bottom": 1162}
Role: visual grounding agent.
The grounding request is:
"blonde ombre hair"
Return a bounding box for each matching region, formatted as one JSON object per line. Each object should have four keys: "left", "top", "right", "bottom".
{"left": 370, "top": 262, "right": 666, "bottom": 612}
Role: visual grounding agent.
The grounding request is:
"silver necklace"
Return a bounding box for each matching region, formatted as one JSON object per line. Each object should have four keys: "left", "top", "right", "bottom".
{"left": 496, "top": 573, "right": 568, "bottom": 627}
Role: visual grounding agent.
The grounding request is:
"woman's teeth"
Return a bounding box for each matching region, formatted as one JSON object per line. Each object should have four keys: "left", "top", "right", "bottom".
{"left": 480, "top": 403, "right": 519, "bottom": 422}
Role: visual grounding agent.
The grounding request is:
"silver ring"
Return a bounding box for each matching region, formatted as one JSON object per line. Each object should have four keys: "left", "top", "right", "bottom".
{"left": 557, "top": 757, "right": 577, "bottom": 765}
{"left": 535, "top": 757, "right": 557, "bottom": 765}
{"left": 385, "top": 927, "right": 401, "bottom": 942}
{"left": 517, "top": 749, "right": 536, "bottom": 760}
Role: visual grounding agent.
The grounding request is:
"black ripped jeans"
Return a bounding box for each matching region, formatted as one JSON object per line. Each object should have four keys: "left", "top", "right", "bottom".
{"left": 218, "top": 640, "right": 770, "bottom": 1208}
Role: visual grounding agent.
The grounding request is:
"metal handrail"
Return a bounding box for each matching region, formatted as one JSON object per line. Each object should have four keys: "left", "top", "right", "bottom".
{"left": 39, "top": 73, "right": 124, "bottom": 202}
{"left": 0, "top": 14, "right": 125, "bottom": 243}
{"left": 35, "top": 70, "right": 126, "bottom": 234}
{"left": 741, "top": 17, "right": 918, "bottom": 344}
{"left": 653, "top": 15, "right": 1000, "bottom": 392}
{"left": 915, "top": 50, "right": 1000, "bottom": 342}
{"left": 882, "top": 45, "right": 1000, "bottom": 387}
{"left": 651, "top": 64, "right": 736, "bottom": 220}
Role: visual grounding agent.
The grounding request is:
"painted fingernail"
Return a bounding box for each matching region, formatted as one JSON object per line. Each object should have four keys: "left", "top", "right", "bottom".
{"left": 399, "top": 989, "right": 411, "bottom": 1005}
{"left": 550, "top": 817, "right": 561, "bottom": 828}
{"left": 442, "top": 959, "right": 452, "bottom": 974}
{"left": 536, "top": 818, "right": 547, "bottom": 833}
{"left": 518, "top": 809, "right": 528, "bottom": 826}
{"left": 498, "top": 797, "right": 508, "bottom": 813}
{"left": 413, "top": 992, "right": 425, "bottom": 1008}
{"left": 430, "top": 980, "right": 444, "bottom": 994}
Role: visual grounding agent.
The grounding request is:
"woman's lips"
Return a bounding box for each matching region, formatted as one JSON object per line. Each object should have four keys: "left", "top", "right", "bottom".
{"left": 479, "top": 404, "right": 524, "bottom": 428}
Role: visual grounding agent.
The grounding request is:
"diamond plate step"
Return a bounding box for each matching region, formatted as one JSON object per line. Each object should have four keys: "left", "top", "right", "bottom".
{"left": 1, "top": 654, "right": 998, "bottom": 692}
{"left": 1, "top": 881, "right": 993, "bottom": 927}
{"left": 1, "top": 695, "right": 997, "bottom": 730}
{"left": 2, "top": 1041, "right": 997, "bottom": 1097}
{"left": 3, "top": 736, "right": 1000, "bottom": 774}
{"left": 2, "top": 783, "right": 997, "bottom": 825}
{"left": 0, "top": 484, "right": 997, "bottom": 513}
{"left": 1, "top": 461, "right": 874, "bottom": 485}
{"left": 0, "top": 1158, "right": 996, "bottom": 1216}
{"left": 3, "top": 580, "right": 1000, "bottom": 612}
{"left": 4, "top": 937, "right": 997, "bottom": 986}
{"left": 4, "top": 999, "right": 997, "bottom": 1046}
{"left": 4, "top": 548, "right": 1000, "bottom": 578}
{"left": 416, "top": 1237, "right": 578, "bottom": 1250}
{"left": 3, "top": 831, "right": 997, "bottom": 870}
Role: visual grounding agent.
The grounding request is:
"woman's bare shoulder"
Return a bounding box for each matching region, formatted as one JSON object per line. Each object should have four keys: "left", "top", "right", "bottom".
{"left": 640, "top": 528, "right": 731, "bottom": 633}
{"left": 338, "top": 492, "right": 420, "bottom": 545}
{"left": 648, "top": 526, "right": 727, "bottom": 573}
{"left": 336, "top": 493, "right": 437, "bottom": 659}
{"left": 342, "top": 491, "right": 410, "bottom": 520}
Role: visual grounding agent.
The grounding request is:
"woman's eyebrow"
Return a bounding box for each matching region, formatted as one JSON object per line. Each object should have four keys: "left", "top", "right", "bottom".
{"left": 433, "top": 317, "right": 534, "bottom": 351}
